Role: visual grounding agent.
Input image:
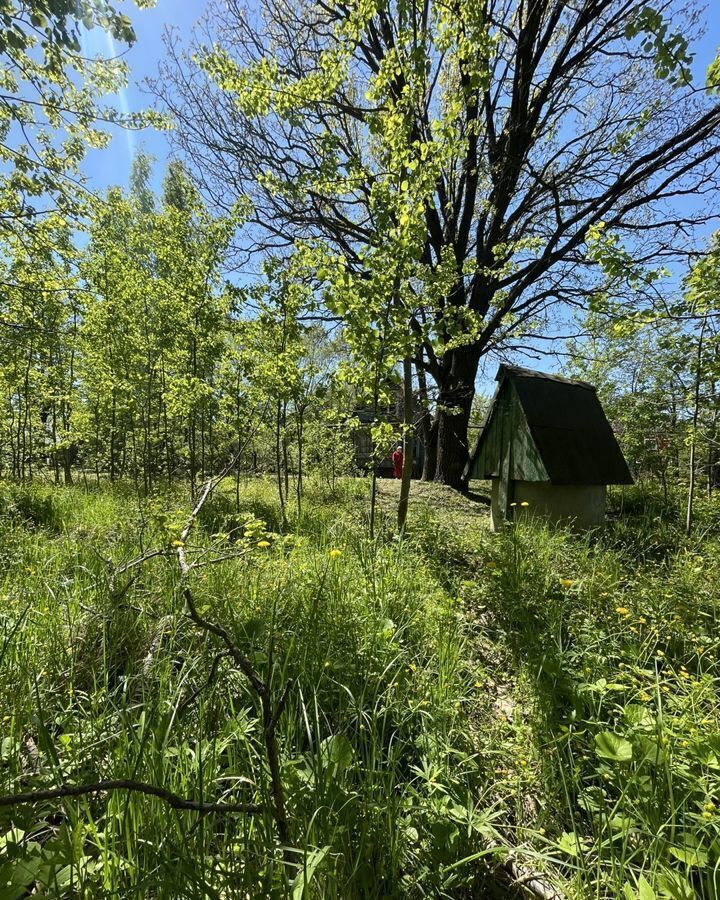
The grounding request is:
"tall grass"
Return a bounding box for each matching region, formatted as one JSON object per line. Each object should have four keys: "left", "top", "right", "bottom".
{"left": 469, "top": 489, "right": 720, "bottom": 899}
{"left": 2, "top": 479, "right": 719, "bottom": 898}
{"left": 0, "top": 479, "right": 493, "bottom": 898}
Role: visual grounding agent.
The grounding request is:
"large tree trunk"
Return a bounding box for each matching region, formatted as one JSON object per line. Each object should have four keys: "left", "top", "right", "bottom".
{"left": 433, "top": 347, "right": 478, "bottom": 489}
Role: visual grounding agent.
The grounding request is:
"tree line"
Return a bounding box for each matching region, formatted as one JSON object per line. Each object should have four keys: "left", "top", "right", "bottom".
{"left": 1, "top": 0, "right": 720, "bottom": 506}
{"left": 0, "top": 158, "right": 357, "bottom": 499}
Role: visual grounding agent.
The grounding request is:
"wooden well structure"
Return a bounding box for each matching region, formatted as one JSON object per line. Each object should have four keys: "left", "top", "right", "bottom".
{"left": 465, "top": 365, "right": 633, "bottom": 530}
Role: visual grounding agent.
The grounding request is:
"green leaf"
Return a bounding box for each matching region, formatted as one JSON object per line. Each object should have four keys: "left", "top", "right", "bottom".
{"left": 291, "top": 845, "right": 330, "bottom": 899}
{"left": 595, "top": 731, "right": 633, "bottom": 762}
{"left": 668, "top": 844, "right": 708, "bottom": 868}
{"left": 637, "top": 875, "right": 657, "bottom": 900}
{"left": 556, "top": 831, "right": 583, "bottom": 858}
{"left": 624, "top": 875, "right": 657, "bottom": 900}
{"left": 320, "top": 734, "right": 353, "bottom": 773}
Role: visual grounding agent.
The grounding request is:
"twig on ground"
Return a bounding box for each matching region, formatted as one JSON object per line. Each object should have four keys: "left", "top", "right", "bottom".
{"left": 501, "top": 853, "right": 565, "bottom": 900}
{"left": 0, "top": 779, "right": 262, "bottom": 815}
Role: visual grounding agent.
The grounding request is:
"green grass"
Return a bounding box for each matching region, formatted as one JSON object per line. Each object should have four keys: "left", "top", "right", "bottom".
{"left": 1, "top": 477, "right": 719, "bottom": 898}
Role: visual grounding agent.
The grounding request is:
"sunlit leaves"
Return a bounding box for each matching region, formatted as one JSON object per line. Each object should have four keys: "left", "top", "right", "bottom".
{"left": 625, "top": 5, "right": 693, "bottom": 86}
{"left": 0, "top": 0, "right": 157, "bottom": 239}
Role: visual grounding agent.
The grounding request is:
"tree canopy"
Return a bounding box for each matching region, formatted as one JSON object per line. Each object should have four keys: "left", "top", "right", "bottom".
{"left": 0, "top": 0, "right": 157, "bottom": 240}
{"left": 157, "top": 0, "right": 720, "bottom": 485}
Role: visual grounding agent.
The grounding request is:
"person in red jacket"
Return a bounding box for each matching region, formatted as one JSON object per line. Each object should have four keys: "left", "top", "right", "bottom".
{"left": 392, "top": 443, "right": 404, "bottom": 479}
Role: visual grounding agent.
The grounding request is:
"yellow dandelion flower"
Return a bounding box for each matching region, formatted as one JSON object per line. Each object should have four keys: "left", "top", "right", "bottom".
{"left": 561, "top": 578, "right": 574, "bottom": 588}
{"left": 703, "top": 811, "right": 713, "bottom": 820}
{"left": 639, "top": 691, "right": 651, "bottom": 702}
{"left": 329, "top": 548, "right": 342, "bottom": 558}
{"left": 172, "top": 539, "right": 185, "bottom": 548}
{"left": 510, "top": 501, "right": 518, "bottom": 507}
{"left": 257, "top": 540, "right": 271, "bottom": 549}
{"left": 638, "top": 617, "right": 647, "bottom": 624}
{"left": 615, "top": 606, "right": 630, "bottom": 616}
{"left": 520, "top": 501, "right": 529, "bottom": 507}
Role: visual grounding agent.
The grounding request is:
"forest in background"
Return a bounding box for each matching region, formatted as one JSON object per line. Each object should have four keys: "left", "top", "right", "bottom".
{"left": 3, "top": 152, "right": 719, "bottom": 528}
{"left": 1, "top": 0, "right": 720, "bottom": 898}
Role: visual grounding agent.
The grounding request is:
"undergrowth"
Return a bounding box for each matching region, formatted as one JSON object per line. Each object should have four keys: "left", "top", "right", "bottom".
{"left": 1, "top": 478, "right": 719, "bottom": 898}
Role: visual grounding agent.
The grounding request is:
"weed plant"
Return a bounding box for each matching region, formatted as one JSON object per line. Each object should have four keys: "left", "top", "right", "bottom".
{"left": 0, "top": 479, "right": 492, "bottom": 898}
{"left": 1, "top": 479, "right": 719, "bottom": 898}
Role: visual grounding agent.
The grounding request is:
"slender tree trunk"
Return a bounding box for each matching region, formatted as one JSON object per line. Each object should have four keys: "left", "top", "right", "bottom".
{"left": 162, "top": 373, "right": 171, "bottom": 485}
{"left": 63, "top": 448, "right": 73, "bottom": 486}
{"left": 62, "top": 388, "right": 73, "bottom": 484}
{"left": 415, "top": 358, "right": 437, "bottom": 481}
{"left": 235, "top": 378, "right": 242, "bottom": 510}
{"left": 94, "top": 413, "right": 101, "bottom": 487}
{"left": 200, "top": 410, "right": 206, "bottom": 481}
{"left": 397, "top": 356, "right": 414, "bottom": 532}
{"left": 275, "top": 400, "right": 287, "bottom": 527}
{"left": 110, "top": 394, "right": 117, "bottom": 483}
{"left": 189, "top": 416, "right": 197, "bottom": 497}
{"left": 22, "top": 359, "right": 31, "bottom": 480}
{"left": 52, "top": 404, "right": 60, "bottom": 485}
{"left": 686, "top": 318, "right": 707, "bottom": 536}
{"left": 282, "top": 401, "right": 289, "bottom": 499}
{"left": 296, "top": 407, "right": 304, "bottom": 516}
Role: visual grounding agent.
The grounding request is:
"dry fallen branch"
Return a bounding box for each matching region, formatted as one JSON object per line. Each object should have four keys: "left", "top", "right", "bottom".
{"left": 173, "top": 471, "right": 294, "bottom": 852}
{"left": 499, "top": 851, "right": 565, "bottom": 900}
{"left": 0, "top": 779, "right": 262, "bottom": 815}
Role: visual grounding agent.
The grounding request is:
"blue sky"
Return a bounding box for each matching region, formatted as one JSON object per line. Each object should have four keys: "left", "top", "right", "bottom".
{"left": 77, "top": 2, "right": 720, "bottom": 386}
{"left": 83, "top": 2, "right": 720, "bottom": 197}
{"left": 80, "top": 0, "right": 209, "bottom": 195}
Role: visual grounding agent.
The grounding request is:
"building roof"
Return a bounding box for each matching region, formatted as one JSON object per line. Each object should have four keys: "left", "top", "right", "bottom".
{"left": 466, "top": 364, "right": 634, "bottom": 485}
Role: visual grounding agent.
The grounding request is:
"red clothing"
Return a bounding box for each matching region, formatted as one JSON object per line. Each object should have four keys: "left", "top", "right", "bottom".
{"left": 392, "top": 448, "right": 404, "bottom": 478}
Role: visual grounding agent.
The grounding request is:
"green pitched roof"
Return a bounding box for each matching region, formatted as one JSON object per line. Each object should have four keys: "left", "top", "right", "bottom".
{"left": 466, "top": 365, "right": 634, "bottom": 486}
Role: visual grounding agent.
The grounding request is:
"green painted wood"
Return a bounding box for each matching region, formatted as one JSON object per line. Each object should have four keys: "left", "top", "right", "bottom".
{"left": 469, "top": 382, "right": 548, "bottom": 483}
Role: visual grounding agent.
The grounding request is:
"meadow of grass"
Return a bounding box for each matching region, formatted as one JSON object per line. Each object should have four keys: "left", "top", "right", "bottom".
{"left": 0, "top": 476, "right": 719, "bottom": 898}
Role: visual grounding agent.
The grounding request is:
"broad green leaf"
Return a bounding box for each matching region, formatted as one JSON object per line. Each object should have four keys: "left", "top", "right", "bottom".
{"left": 556, "top": 831, "right": 583, "bottom": 858}
{"left": 320, "top": 734, "right": 354, "bottom": 773}
{"left": 669, "top": 844, "right": 708, "bottom": 868}
{"left": 595, "top": 731, "right": 633, "bottom": 763}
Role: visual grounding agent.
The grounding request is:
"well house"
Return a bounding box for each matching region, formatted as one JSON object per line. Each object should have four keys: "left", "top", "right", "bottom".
{"left": 465, "top": 364, "right": 633, "bottom": 530}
